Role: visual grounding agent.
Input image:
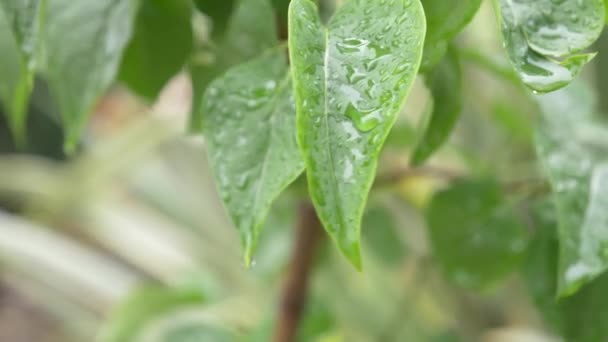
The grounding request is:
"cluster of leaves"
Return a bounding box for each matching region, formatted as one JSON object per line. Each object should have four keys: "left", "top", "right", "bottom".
{"left": 3, "top": 0, "right": 608, "bottom": 339}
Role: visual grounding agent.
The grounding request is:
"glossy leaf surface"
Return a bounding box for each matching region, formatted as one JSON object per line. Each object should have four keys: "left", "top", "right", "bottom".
{"left": 203, "top": 48, "right": 304, "bottom": 265}
{"left": 427, "top": 179, "right": 528, "bottom": 289}
{"left": 118, "top": 0, "right": 193, "bottom": 100}
{"left": 43, "top": 0, "right": 139, "bottom": 152}
{"left": 535, "top": 84, "right": 608, "bottom": 296}
{"left": 289, "top": 0, "right": 425, "bottom": 268}
{"left": 412, "top": 47, "right": 462, "bottom": 165}
{"left": 495, "top": 0, "right": 604, "bottom": 92}
{"left": 0, "top": 7, "right": 33, "bottom": 144}
{"left": 190, "top": 0, "right": 277, "bottom": 132}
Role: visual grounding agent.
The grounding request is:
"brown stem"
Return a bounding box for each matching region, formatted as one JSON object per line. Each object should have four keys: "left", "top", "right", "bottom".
{"left": 273, "top": 202, "right": 324, "bottom": 342}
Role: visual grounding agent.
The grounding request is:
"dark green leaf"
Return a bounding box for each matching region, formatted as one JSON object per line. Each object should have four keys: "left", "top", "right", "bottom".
{"left": 193, "top": 0, "right": 236, "bottom": 38}
{"left": 118, "top": 0, "right": 193, "bottom": 100}
{"left": 495, "top": 0, "right": 605, "bottom": 92}
{"left": 288, "top": 0, "right": 425, "bottom": 268}
{"left": 101, "top": 285, "right": 206, "bottom": 342}
{"left": 203, "top": 47, "right": 304, "bottom": 265}
{"left": 535, "top": 83, "right": 608, "bottom": 296}
{"left": 523, "top": 203, "right": 608, "bottom": 342}
{"left": 189, "top": 0, "right": 277, "bottom": 132}
{"left": 0, "top": 7, "right": 33, "bottom": 145}
{"left": 427, "top": 179, "right": 528, "bottom": 289}
{"left": 412, "top": 47, "right": 462, "bottom": 165}
{"left": 43, "top": 0, "right": 140, "bottom": 152}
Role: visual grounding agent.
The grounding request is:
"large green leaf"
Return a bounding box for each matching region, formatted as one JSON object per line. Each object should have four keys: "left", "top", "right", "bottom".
{"left": 118, "top": 0, "right": 193, "bottom": 100}
{"left": 189, "top": 0, "right": 277, "bottom": 132}
{"left": 412, "top": 47, "right": 462, "bottom": 165}
{"left": 427, "top": 179, "right": 528, "bottom": 289}
{"left": 535, "top": 83, "right": 608, "bottom": 296}
{"left": 202, "top": 47, "right": 304, "bottom": 265}
{"left": 419, "top": 0, "right": 480, "bottom": 71}
{"left": 0, "top": 7, "right": 33, "bottom": 145}
{"left": 523, "top": 203, "right": 608, "bottom": 342}
{"left": 43, "top": 0, "right": 140, "bottom": 152}
{"left": 494, "top": 0, "right": 605, "bottom": 92}
{"left": 288, "top": 0, "right": 425, "bottom": 268}
{"left": 0, "top": 0, "right": 43, "bottom": 66}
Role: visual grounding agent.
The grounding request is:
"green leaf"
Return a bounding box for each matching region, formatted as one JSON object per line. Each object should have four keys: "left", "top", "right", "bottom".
{"left": 427, "top": 179, "right": 528, "bottom": 289}
{"left": 535, "top": 83, "right": 608, "bottom": 296}
{"left": 288, "top": 0, "right": 426, "bottom": 268}
{"left": 523, "top": 204, "right": 608, "bottom": 342}
{"left": 412, "top": 47, "right": 462, "bottom": 165}
{"left": 0, "top": 0, "right": 43, "bottom": 66}
{"left": 192, "top": 0, "right": 236, "bottom": 38}
{"left": 43, "top": 0, "right": 140, "bottom": 152}
{"left": 101, "top": 285, "right": 207, "bottom": 342}
{"left": 0, "top": 7, "right": 33, "bottom": 145}
{"left": 362, "top": 205, "right": 407, "bottom": 265}
{"left": 495, "top": 0, "right": 605, "bottom": 92}
{"left": 118, "top": 0, "right": 193, "bottom": 100}
{"left": 189, "top": 0, "right": 277, "bottom": 132}
{"left": 202, "top": 47, "right": 304, "bottom": 265}
{"left": 419, "top": 0, "right": 480, "bottom": 71}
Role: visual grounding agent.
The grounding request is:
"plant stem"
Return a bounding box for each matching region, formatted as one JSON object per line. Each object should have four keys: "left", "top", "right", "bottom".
{"left": 273, "top": 202, "right": 324, "bottom": 342}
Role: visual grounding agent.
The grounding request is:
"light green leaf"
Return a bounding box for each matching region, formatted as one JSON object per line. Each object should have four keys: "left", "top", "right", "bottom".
{"left": 0, "top": 0, "right": 43, "bottom": 66}
{"left": 0, "top": 7, "right": 33, "bottom": 145}
{"left": 118, "top": 0, "right": 193, "bottom": 100}
{"left": 427, "top": 179, "right": 528, "bottom": 289}
{"left": 412, "top": 47, "right": 462, "bottom": 165}
{"left": 535, "top": 83, "right": 608, "bottom": 296}
{"left": 43, "top": 0, "right": 140, "bottom": 152}
{"left": 494, "top": 0, "right": 604, "bottom": 92}
{"left": 288, "top": 0, "right": 425, "bottom": 268}
{"left": 420, "top": 0, "right": 480, "bottom": 71}
{"left": 189, "top": 0, "right": 277, "bottom": 132}
{"left": 202, "top": 47, "right": 304, "bottom": 265}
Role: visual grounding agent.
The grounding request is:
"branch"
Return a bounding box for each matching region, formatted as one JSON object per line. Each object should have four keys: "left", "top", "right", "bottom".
{"left": 273, "top": 202, "right": 324, "bottom": 342}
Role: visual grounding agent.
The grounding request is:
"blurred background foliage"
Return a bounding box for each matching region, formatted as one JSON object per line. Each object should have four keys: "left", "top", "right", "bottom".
{"left": 0, "top": 0, "right": 607, "bottom": 341}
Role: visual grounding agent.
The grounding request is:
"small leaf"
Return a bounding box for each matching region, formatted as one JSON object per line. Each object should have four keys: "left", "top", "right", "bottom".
{"left": 535, "top": 83, "right": 608, "bottom": 296}
{"left": 427, "top": 179, "right": 528, "bottom": 289}
{"left": 118, "top": 0, "right": 193, "bottom": 100}
{"left": 495, "top": 0, "right": 605, "bottom": 92}
{"left": 0, "top": 7, "right": 33, "bottom": 145}
{"left": 420, "top": 0, "right": 480, "bottom": 71}
{"left": 189, "top": 0, "right": 277, "bottom": 132}
{"left": 202, "top": 47, "right": 304, "bottom": 265}
{"left": 362, "top": 205, "right": 407, "bottom": 265}
{"left": 412, "top": 47, "right": 462, "bottom": 165}
{"left": 193, "top": 0, "right": 236, "bottom": 38}
{"left": 288, "top": 0, "right": 425, "bottom": 268}
{"left": 43, "top": 0, "right": 140, "bottom": 152}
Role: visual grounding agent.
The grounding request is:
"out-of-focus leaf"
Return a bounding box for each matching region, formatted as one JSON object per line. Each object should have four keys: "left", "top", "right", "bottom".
{"left": 419, "top": 0, "right": 480, "bottom": 71}
{"left": 0, "top": 0, "right": 42, "bottom": 65}
{"left": 203, "top": 47, "right": 304, "bottom": 265}
{"left": 495, "top": 0, "right": 604, "bottom": 92}
{"left": 118, "top": 0, "right": 193, "bottom": 100}
{"left": 412, "top": 47, "right": 462, "bottom": 165}
{"left": 190, "top": 0, "right": 277, "bottom": 132}
{"left": 427, "top": 179, "right": 528, "bottom": 289}
{"left": 43, "top": 0, "right": 140, "bottom": 152}
{"left": 288, "top": 0, "right": 425, "bottom": 268}
{"left": 362, "top": 205, "right": 406, "bottom": 265}
{"left": 523, "top": 202, "right": 608, "bottom": 342}
{"left": 193, "top": 0, "right": 236, "bottom": 38}
{"left": 101, "top": 285, "right": 206, "bottom": 342}
{"left": 535, "top": 83, "right": 608, "bottom": 296}
{"left": 0, "top": 7, "right": 33, "bottom": 144}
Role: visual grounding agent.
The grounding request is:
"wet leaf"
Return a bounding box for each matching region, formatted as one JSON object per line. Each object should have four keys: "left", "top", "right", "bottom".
{"left": 535, "top": 83, "right": 608, "bottom": 296}
{"left": 495, "top": 0, "right": 605, "bottom": 92}
{"left": 288, "top": 0, "right": 425, "bottom": 268}
{"left": 0, "top": 7, "right": 33, "bottom": 145}
{"left": 412, "top": 47, "right": 462, "bottom": 165}
{"left": 427, "top": 179, "right": 528, "bottom": 289}
{"left": 190, "top": 0, "right": 277, "bottom": 132}
{"left": 203, "top": 47, "right": 304, "bottom": 265}
{"left": 43, "top": 0, "right": 140, "bottom": 152}
{"left": 119, "top": 0, "right": 193, "bottom": 100}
